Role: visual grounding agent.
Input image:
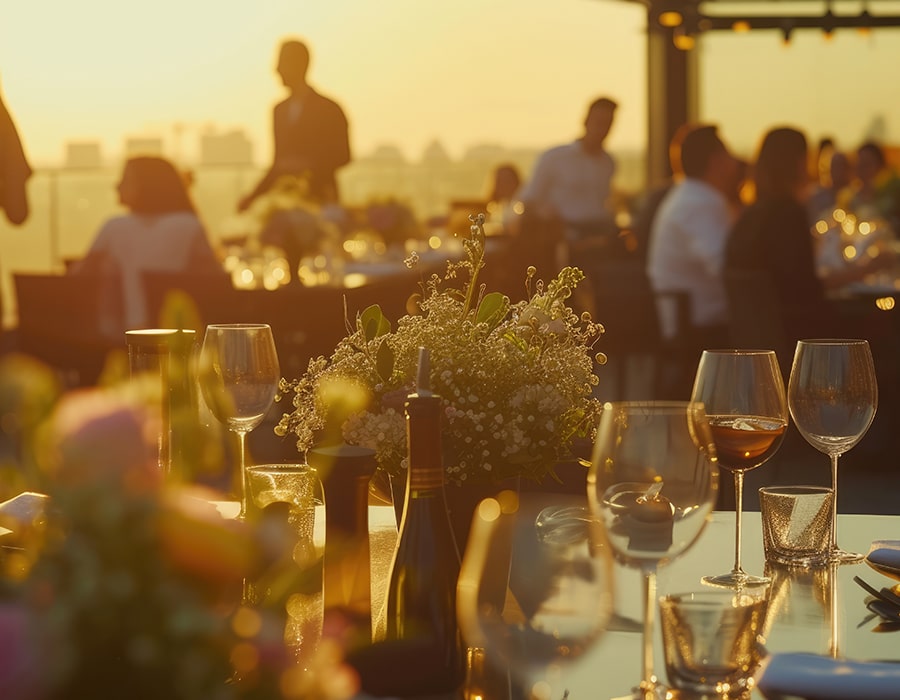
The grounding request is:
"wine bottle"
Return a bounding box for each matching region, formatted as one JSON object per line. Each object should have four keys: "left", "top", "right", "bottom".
{"left": 383, "top": 348, "right": 464, "bottom": 696}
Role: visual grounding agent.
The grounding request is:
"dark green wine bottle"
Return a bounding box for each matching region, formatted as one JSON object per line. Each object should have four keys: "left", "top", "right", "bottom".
{"left": 384, "top": 382, "right": 464, "bottom": 696}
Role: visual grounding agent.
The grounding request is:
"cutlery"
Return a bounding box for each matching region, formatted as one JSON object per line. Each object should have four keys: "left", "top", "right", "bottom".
{"left": 866, "top": 598, "right": 900, "bottom": 624}
{"left": 853, "top": 575, "right": 900, "bottom": 610}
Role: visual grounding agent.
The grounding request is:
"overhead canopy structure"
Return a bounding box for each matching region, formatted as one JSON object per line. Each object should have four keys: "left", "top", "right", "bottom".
{"left": 640, "top": 0, "right": 900, "bottom": 183}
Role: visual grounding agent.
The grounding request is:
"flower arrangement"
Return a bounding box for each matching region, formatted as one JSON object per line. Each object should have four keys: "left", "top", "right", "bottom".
{"left": 275, "top": 214, "right": 605, "bottom": 486}
{"left": 0, "top": 378, "right": 357, "bottom": 700}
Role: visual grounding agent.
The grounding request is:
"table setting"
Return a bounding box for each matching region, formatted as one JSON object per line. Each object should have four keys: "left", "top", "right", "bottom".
{"left": 2, "top": 212, "right": 900, "bottom": 700}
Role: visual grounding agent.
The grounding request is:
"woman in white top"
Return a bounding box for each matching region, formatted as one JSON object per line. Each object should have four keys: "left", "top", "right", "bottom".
{"left": 73, "top": 156, "right": 223, "bottom": 330}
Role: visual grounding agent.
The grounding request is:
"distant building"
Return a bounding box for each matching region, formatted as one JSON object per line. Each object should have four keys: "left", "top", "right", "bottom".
{"left": 367, "top": 143, "right": 407, "bottom": 163}
{"left": 124, "top": 136, "right": 164, "bottom": 158}
{"left": 421, "top": 140, "right": 452, "bottom": 164}
{"left": 64, "top": 141, "right": 103, "bottom": 169}
{"left": 199, "top": 129, "right": 253, "bottom": 166}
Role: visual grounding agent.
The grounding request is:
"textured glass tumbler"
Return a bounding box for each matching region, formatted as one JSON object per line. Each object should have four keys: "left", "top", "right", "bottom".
{"left": 759, "top": 486, "right": 833, "bottom": 567}
{"left": 246, "top": 464, "right": 322, "bottom": 665}
{"left": 246, "top": 464, "right": 319, "bottom": 548}
{"left": 659, "top": 590, "right": 767, "bottom": 696}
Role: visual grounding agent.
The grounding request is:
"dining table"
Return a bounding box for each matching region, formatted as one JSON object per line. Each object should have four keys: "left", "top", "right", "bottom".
{"left": 352, "top": 502, "right": 900, "bottom": 699}
{"left": 5, "top": 491, "right": 898, "bottom": 699}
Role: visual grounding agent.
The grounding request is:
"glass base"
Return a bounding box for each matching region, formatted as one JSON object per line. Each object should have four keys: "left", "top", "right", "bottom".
{"left": 610, "top": 679, "right": 669, "bottom": 700}
{"left": 702, "top": 570, "right": 770, "bottom": 589}
{"left": 830, "top": 547, "right": 865, "bottom": 564}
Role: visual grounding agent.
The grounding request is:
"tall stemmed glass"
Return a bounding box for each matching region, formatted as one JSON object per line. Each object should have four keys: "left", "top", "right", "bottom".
{"left": 587, "top": 401, "right": 719, "bottom": 699}
{"left": 788, "top": 339, "right": 877, "bottom": 563}
{"left": 458, "top": 490, "right": 614, "bottom": 700}
{"left": 199, "top": 323, "right": 280, "bottom": 519}
{"left": 692, "top": 350, "right": 788, "bottom": 588}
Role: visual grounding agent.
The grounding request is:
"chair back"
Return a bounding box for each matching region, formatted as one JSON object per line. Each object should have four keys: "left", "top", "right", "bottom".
{"left": 14, "top": 273, "right": 124, "bottom": 385}
{"left": 724, "top": 268, "right": 791, "bottom": 374}
{"left": 579, "top": 257, "right": 691, "bottom": 398}
{"left": 142, "top": 271, "right": 236, "bottom": 331}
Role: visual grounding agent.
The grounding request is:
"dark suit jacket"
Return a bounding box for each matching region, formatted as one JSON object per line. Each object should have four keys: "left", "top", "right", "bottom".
{"left": 256, "top": 87, "right": 351, "bottom": 204}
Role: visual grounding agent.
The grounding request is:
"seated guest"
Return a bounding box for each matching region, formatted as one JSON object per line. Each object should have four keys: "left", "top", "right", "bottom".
{"left": 808, "top": 149, "right": 853, "bottom": 222}
{"left": 484, "top": 163, "right": 523, "bottom": 236}
{"left": 849, "top": 141, "right": 900, "bottom": 234}
{"left": 647, "top": 124, "right": 742, "bottom": 367}
{"left": 72, "top": 156, "right": 223, "bottom": 330}
{"left": 726, "top": 127, "right": 891, "bottom": 345}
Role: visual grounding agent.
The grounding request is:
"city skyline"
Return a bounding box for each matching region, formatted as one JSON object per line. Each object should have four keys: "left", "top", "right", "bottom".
{"left": 3, "top": 2, "right": 900, "bottom": 178}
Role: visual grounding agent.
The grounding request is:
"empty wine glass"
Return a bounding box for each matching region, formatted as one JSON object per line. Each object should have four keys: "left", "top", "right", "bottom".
{"left": 788, "top": 339, "right": 877, "bottom": 563}
{"left": 458, "top": 490, "right": 614, "bottom": 700}
{"left": 199, "top": 323, "right": 280, "bottom": 518}
{"left": 587, "top": 401, "right": 719, "bottom": 698}
{"left": 692, "top": 349, "right": 788, "bottom": 588}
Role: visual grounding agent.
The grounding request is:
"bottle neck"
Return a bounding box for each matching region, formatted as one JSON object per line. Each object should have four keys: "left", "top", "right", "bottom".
{"left": 405, "top": 393, "right": 444, "bottom": 492}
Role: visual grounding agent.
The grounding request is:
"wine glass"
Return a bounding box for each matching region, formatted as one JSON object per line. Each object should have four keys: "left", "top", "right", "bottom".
{"left": 199, "top": 323, "right": 280, "bottom": 518}
{"left": 788, "top": 339, "right": 877, "bottom": 563}
{"left": 587, "top": 401, "right": 719, "bottom": 699}
{"left": 691, "top": 349, "right": 788, "bottom": 588}
{"left": 457, "top": 490, "right": 614, "bottom": 700}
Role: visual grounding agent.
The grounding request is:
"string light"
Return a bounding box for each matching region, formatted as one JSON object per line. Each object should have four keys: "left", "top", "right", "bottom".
{"left": 659, "top": 10, "right": 683, "bottom": 27}
{"left": 673, "top": 27, "right": 696, "bottom": 50}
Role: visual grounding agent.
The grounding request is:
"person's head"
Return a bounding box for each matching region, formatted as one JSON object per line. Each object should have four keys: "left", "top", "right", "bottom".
{"left": 829, "top": 151, "right": 853, "bottom": 191}
{"left": 752, "top": 127, "right": 808, "bottom": 201}
{"left": 277, "top": 39, "right": 310, "bottom": 91}
{"left": 489, "top": 164, "right": 521, "bottom": 202}
{"left": 117, "top": 156, "right": 195, "bottom": 216}
{"left": 816, "top": 136, "right": 835, "bottom": 185}
{"left": 856, "top": 141, "right": 886, "bottom": 185}
{"left": 582, "top": 97, "right": 617, "bottom": 150}
{"left": 670, "top": 123, "right": 739, "bottom": 195}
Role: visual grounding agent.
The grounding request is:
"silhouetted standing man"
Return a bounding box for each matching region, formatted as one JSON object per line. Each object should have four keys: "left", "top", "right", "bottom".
{"left": 0, "top": 87, "right": 32, "bottom": 225}
{"left": 239, "top": 39, "right": 351, "bottom": 210}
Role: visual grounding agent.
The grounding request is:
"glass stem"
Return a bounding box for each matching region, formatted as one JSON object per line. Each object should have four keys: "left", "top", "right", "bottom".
{"left": 732, "top": 470, "right": 745, "bottom": 576}
{"left": 640, "top": 567, "right": 658, "bottom": 696}
{"left": 829, "top": 453, "right": 840, "bottom": 552}
{"left": 237, "top": 430, "right": 248, "bottom": 519}
{"left": 827, "top": 562, "right": 839, "bottom": 658}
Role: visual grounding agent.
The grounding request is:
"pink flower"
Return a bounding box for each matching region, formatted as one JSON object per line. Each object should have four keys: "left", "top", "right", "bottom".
{"left": 46, "top": 388, "right": 162, "bottom": 497}
{"left": 0, "top": 603, "right": 42, "bottom": 700}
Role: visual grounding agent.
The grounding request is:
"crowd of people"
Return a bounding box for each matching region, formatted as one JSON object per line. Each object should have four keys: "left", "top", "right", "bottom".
{"left": 4, "top": 36, "right": 900, "bottom": 387}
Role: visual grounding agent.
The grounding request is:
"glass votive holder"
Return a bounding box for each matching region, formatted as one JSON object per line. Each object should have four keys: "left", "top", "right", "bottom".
{"left": 659, "top": 590, "right": 767, "bottom": 696}
{"left": 246, "top": 463, "right": 323, "bottom": 665}
{"left": 759, "top": 486, "right": 833, "bottom": 567}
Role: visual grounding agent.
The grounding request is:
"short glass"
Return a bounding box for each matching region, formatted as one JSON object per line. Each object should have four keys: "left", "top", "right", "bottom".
{"left": 659, "top": 590, "right": 767, "bottom": 697}
{"left": 759, "top": 486, "right": 833, "bottom": 567}
{"left": 245, "top": 464, "right": 323, "bottom": 664}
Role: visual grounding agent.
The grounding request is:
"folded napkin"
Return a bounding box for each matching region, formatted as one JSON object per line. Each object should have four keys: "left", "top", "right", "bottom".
{"left": 867, "top": 540, "right": 900, "bottom": 582}
{"left": 0, "top": 492, "right": 49, "bottom": 537}
{"left": 757, "top": 652, "right": 900, "bottom": 700}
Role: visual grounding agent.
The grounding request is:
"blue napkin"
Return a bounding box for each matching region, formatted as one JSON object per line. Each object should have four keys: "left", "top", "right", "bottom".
{"left": 757, "top": 652, "right": 900, "bottom": 700}
{"left": 866, "top": 540, "right": 900, "bottom": 581}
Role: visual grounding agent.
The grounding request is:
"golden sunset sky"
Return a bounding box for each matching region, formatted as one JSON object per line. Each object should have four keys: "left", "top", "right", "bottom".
{"left": 2, "top": 0, "right": 899, "bottom": 168}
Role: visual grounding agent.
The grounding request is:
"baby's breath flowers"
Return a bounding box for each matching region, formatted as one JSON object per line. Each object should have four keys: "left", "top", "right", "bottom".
{"left": 275, "top": 214, "right": 605, "bottom": 485}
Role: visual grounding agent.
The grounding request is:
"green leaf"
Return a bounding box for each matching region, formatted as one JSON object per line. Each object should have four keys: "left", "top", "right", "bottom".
{"left": 476, "top": 292, "right": 508, "bottom": 329}
{"left": 360, "top": 304, "right": 390, "bottom": 340}
{"left": 376, "top": 339, "right": 394, "bottom": 382}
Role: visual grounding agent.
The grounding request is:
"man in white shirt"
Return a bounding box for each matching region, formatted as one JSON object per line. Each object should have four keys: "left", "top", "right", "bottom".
{"left": 518, "top": 98, "right": 621, "bottom": 280}
{"left": 646, "top": 124, "right": 741, "bottom": 393}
